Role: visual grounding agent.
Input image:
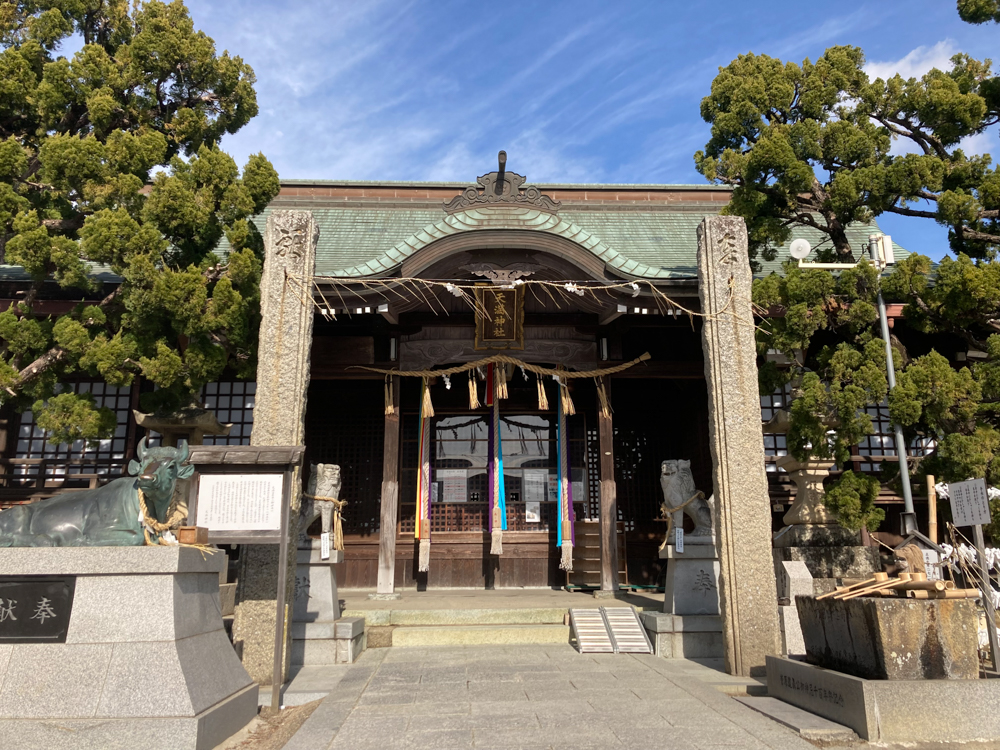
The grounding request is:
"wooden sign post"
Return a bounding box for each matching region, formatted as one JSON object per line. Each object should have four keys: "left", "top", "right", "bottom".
{"left": 950, "top": 478, "right": 999, "bottom": 672}
{"left": 184, "top": 445, "right": 305, "bottom": 711}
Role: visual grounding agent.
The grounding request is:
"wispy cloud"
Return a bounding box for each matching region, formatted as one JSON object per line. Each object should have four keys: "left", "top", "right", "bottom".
{"left": 866, "top": 40, "right": 957, "bottom": 81}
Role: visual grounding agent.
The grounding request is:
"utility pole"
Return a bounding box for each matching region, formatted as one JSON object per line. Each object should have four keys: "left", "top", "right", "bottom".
{"left": 868, "top": 236, "right": 917, "bottom": 536}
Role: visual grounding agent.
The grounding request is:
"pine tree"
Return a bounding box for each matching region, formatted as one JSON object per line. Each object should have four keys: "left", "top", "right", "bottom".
{"left": 0, "top": 1, "right": 279, "bottom": 443}
{"left": 698, "top": 3, "right": 1000, "bottom": 532}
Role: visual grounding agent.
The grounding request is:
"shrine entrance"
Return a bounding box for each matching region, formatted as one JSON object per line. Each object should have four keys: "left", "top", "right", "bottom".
{"left": 302, "top": 250, "right": 712, "bottom": 593}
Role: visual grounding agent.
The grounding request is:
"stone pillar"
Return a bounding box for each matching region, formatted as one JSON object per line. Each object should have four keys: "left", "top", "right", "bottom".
{"left": 232, "top": 210, "right": 318, "bottom": 685}
{"left": 697, "top": 216, "right": 781, "bottom": 676}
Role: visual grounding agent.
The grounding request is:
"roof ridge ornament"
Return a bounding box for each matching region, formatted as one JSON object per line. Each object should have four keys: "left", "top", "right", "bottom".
{"left": 444, "top": 151, "right": 561, "bottom": 214}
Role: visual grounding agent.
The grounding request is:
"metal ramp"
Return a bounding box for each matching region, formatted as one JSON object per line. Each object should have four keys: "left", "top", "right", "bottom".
{"left": 569, "top": 607, "right": 652, "bottom": 654}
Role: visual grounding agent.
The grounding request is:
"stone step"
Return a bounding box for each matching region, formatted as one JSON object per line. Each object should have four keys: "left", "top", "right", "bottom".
{"left": 342, "top": 606, "right": 568, "bottom": 627}
{"left": 390, "top": 623, "right": 570, "bottom": 647}
{"left": 734, "top": 696, "right": 858, "bottom": 742}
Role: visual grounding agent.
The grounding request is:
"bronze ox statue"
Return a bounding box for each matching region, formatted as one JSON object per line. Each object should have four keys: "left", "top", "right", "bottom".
{"left": 0, "top": 438, "right": 194, "bottom": 547}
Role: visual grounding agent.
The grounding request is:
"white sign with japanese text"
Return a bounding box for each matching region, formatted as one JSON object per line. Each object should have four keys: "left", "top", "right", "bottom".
{"left": 950, "top": 478, "right": 992, "bottom": 528}
{"left": 196, "top": 473, "right": 284, "bottom": 531}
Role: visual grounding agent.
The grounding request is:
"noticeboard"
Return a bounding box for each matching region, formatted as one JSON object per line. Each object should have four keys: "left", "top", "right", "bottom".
{"left": 195, "top": 473, "right": 285, "bottom": 537}
{"left": 950, "top": 478, "right": 992, "bottom": 528}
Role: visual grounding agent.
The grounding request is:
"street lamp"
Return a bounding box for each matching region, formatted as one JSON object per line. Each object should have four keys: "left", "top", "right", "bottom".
{"left": 791, "top": 235, "right": 917, "bottom": 535}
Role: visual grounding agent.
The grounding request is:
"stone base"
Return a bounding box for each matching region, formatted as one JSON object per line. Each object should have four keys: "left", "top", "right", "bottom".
{"left": 291, "top": 615, "right": 365, "bottom": 666}
{"left": 773, "top": 524, "right": 859, "bottom": 548}
{"left": 767, "top": 655, "right": 1000, "bottom": 742}
{"left": 0, "top": 683, "right": 259, "bottom": 750}
{"left": 0, "top": 547, "right": 256, "bottom": 750}
{"left": 773, "top": 546, "right": 880, "bottom": 580}
{"left": 797, "top": 596, "right": 979, "bottom": 680}
{"left": 639, "top": 612, "right": 723, "bottom": 658}
{"left": 368, "top": 592, "right": 402, "bottom": 600}
{"left": 660, "top": 544, "right": 721, "bottom": 616}
{"left": 778, "top": 605, "right": 805, "bottom": 657}
{"left": 293, "top": 545, "right": 343, "bottom": 623}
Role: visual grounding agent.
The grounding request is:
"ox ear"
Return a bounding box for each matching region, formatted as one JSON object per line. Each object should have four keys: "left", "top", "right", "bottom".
{"left": 127, "top": 459, "right": 141, "bottom": 476}
{"left": 177, "top": 463, "right": 195, "bottom": 480}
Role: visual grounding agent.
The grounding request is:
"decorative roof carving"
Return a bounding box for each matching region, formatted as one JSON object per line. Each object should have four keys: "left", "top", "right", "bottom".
{"left": 444, "top": 151, "right": 560, "bottom": 214}
{"left": 461, "top": 262, "right": 541, "bottom": 284}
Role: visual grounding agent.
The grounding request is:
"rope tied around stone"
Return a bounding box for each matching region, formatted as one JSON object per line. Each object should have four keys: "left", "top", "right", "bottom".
{"left": 301, "top": 493, "right": 347, "bottom": 551}
{"left": 658, "top": 491, "right": 706, "bottom": 551}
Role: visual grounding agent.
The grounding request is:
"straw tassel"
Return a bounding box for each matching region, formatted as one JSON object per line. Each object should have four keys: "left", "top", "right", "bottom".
{"left": 596, "top": 378, "right": 611, "bottom": 419}
{"left": 468, "top": 371, "right": 480, "bottom": 409}
{"left": 384, "top": 378, "right": 395, "bottom": 416}
{"left": 497, "top": 367, "right": 509, "bottom": 400}
{"left": 560, "top": 383, "right": 576, "bottom": 416}
{"left": 421, "top": 377, "right": 435, "bottom": 418}
{"left": 418, "top": 538, "right": 430, "bottom": 572}
{"left": 491, "top": 528, "right": 503, "bottom": 555}
{"left": 536, "top": 375, "right": 549, "bottom": 411}
{"left": 560, "top": 541, "right": 573, "bottom": 572}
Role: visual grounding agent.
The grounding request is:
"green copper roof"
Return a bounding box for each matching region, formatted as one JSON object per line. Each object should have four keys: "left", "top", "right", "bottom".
{"left": 242, "top": 203, "right": 905, "bottom": 280}
{"left": 0, "top": 187, "right": 908, "bottom": 283}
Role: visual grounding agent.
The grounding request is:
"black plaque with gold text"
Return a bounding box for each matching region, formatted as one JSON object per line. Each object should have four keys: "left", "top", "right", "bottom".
{"left": 0, "top": 576, "right": 76, "bottom": 643}
{"left": 474, "top": 285, "right": 524, "bottom": 350}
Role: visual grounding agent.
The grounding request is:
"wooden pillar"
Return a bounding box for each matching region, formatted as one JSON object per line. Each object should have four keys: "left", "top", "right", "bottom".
{"left": 598, "top": 377, "right": 619, "bottom": 592}
{"left": 376, "top": 378, "right": 401, "bottom": 597}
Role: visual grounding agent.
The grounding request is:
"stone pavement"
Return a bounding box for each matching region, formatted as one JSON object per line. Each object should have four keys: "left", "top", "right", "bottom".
{"left": 283, "top": 645, "right": 815, "bottom": 750}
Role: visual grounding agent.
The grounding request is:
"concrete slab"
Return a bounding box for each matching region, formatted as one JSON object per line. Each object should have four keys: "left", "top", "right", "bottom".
{"left": 735, "top": 696, "right": 857, "bottom": 742}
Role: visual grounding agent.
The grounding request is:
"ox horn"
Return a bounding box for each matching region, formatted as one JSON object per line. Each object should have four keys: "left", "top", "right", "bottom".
{"left": 177, "top": 439, "right": 189, "bottom": 463}
{"left": 137, "top": 436, "right": 149, "bottom": 462}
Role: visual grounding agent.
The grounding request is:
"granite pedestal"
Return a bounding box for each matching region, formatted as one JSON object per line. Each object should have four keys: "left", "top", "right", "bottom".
{"left": 768, "top": 655, "right": 1000, "bottom": 742}
{"left": 645, "top": 538, "right": 723, "bottom": 657}
{"left": 0, "top": 547, "right": 257, "bottom": 750}
{"left": 291, "top": 545, "right": 364, "bottom": 665}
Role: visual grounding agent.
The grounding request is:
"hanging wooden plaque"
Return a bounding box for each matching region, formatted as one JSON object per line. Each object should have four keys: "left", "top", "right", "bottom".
{"left": 474, "top": 284, "right": 524, "bottom": 350}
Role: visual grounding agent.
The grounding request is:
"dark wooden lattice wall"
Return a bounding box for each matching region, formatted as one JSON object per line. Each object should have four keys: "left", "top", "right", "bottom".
{"left": 304, "top": 380, "right": 385, "bottom": 537}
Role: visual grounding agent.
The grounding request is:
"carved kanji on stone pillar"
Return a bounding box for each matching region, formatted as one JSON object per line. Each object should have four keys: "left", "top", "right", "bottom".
{"left": 698, "top": 216, "right": 781, "bottom": 676}
{"left": 232, "top": 210, "right": 318, "bottom": 685}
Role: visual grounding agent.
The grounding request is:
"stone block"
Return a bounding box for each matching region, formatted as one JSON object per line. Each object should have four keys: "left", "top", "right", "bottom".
{"left": 66, "top": 573, "right": 221, "bottom": 644}
{"left": 0, "top": 546, "right": 224, "bottom": 576}
{"left": 778, "top": 605, "right": 805, "bottom": 657}
{"left": 774, "top": 546, "right": 879, "bottom": 580}
{"left": 96, "top": 630, "right": 254, "bottom": 717}
{"left": 797, "top": 596, "right": 978, "bottom": 680}
{"left": 663, "top": 544, "right": 721, "bottom": 616}
{"left": 768, "top": 654, "right": 1000, "bottom": 742}
{"left": 775, "top": 560, "right": 812, "bottom": 601}
{"left": 0, "top": 643, "right": 113, "bottom": 719}
{"left": 337, "top": 632, "right": 366, "bottom": 664}
{"left": 0, "top": 548, "right": 256, "bottom": 748}
{"left": 0, "top": 683, "right": 258, "bottom": 750}
{"left": 219, "top": 583, "right": 236, "bottom": 617}
{"left": 334, "top": 616, "right": 365, "bottom": 639}
{"left": 773, "top": 525, "right": 859, "bottom": 548}
{"left": 293, "top": 545, "right": 340, "bottom": 623}
{"left": 640, "top": 612, "right": 723, "bottom": 658}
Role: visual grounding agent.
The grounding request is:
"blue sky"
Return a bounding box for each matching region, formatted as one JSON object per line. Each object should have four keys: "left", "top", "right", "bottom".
{"left": 183, "top": 0, "right": 999, "bottom": 262}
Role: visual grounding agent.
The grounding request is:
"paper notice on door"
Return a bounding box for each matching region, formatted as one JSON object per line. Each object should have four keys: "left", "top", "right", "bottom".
{"left": 436, "top": 469, "right": 467, "bottom": 503}
{"left": 524, "top": 469, "right": 547, "bottom": 523}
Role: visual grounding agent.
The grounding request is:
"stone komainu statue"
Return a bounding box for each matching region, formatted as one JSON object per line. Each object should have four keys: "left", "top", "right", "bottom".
{"left": 300, "top": 463, "right": 342, "bottom": 540}
{"left": 660, "top": 459, "right": 713, "bottom": 538}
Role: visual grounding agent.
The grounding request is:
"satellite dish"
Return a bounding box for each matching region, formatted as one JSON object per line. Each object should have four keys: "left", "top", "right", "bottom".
{"left": 789, "top": 239, "right": 812, "bottom": 260}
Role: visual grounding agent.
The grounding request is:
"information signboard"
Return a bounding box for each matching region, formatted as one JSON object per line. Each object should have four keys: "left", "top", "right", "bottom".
{"left": 950, "top": 478, "right": 992, "bottom": 528}
{"left": 195, "top": 473, "right": 284, "bottom": 532}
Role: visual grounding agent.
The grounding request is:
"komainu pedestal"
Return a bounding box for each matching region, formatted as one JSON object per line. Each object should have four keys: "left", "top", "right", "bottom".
{"left": 0, "top": 547, "right": 257, "bottom": 750}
